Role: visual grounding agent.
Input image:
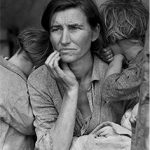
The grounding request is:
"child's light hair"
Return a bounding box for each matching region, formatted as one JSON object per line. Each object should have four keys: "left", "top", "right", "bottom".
{"left": 99, "top": 0, "right": 149, "bottom": 44}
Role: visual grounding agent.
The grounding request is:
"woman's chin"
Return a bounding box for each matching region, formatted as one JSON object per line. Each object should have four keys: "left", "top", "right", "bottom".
{"left": 61, "top": 56, "right": 76, "bottom": 63}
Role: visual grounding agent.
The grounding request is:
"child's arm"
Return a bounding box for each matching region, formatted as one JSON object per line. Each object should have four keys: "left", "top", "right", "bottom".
{"left": 105, "top": 54, "right": 124, "bottom": 79}
{"left": 102, "top": 53, "right": 142, "bottom": 103}
{"left": 103, "top": 62, "right": 142, "bottom": 99}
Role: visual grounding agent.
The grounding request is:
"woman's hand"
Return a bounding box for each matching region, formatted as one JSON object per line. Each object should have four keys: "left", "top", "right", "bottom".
{"left": 45, "top": 51, "right": 79, "bottom": 91}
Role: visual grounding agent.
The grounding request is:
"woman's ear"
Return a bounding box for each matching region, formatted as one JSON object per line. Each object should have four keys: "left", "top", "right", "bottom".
{"left": 92, "top": 24, "right": 100, "bottom": 42}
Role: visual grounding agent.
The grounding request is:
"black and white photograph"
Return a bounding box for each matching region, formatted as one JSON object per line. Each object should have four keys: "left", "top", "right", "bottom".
{"left": 0, "top": 0, "right": 149, "bottom": 150}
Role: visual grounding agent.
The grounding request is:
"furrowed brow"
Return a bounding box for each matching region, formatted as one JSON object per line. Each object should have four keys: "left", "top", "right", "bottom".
{"left": 68, "top": 23, "right": 84, "bottom": 28}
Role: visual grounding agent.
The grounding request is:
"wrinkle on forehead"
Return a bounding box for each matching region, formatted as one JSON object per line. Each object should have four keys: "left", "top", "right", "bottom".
{"left": 50, "top": 8, "right": 89, "bottom": 27}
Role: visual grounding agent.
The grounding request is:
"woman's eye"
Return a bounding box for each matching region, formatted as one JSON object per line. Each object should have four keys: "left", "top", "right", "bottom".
{"left": 50, "top": 27, "right": 62, "bottom": 32}
{"left": 69, "top": 25, "right": 81, "bottom": 31}
{"left": 51, "top": 28, "right": 59, "bottom": 32}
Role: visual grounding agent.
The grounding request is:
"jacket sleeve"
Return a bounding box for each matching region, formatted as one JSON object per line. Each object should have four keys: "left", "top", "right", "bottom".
{"left": 0, "top": 86, "right": 35, "bottom": 135}
{"left": 27, "top": 66, "right": 60, "bottom": 150}
{"left": 102, "top": 63, "right": 143, "bottom": 102}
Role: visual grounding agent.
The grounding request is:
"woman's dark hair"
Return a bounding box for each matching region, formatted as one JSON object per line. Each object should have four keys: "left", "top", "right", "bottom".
{"left": 99, "top": 0, "right": 149, "bottom": 44}
{"left": 41, "top": 0, "right": 106, "bottom": 55}
{"left": 17, "top": 28, "right": 51, "bottom": 68}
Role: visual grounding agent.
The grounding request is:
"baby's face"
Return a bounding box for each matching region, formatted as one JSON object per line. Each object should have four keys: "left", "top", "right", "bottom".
{"left": 121, "top": 109, "right": 132, "bottom": 130}
{"left": 124, "top": 110, "right": 132, "bottom": 118}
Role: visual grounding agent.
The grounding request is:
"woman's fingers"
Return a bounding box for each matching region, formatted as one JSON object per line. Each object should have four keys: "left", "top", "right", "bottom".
{"left": 52, "top": 55, "right": 63, "bottom": 77}
{"left": 45, "top": 51, "right": 58, "bottom": 65}
{"left": 45, "top": 51, "right": 59, "bottom": 71}
{"left": 45, "top": 51, "right": 62, "bottom": 78}
{"left": 50, "top": 54, "right": 68, "bottom": 80}
{"left": 48, "top": 52, "right": 59, "bottom": 68}
{"left": 45, "top": 51, "right": 78, "bottom": 89}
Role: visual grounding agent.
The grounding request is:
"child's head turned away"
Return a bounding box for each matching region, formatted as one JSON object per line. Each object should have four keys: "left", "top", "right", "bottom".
{"left": 99, "top": 0, "right": 149, "bottom": 44}
{"left": 17, "top": 28, "right": 51, "bottom": 68}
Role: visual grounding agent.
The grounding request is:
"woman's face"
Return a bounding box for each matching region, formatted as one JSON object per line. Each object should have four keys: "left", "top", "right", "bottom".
{"left": 50, "top": 8, "right": 99, "bottom": 63}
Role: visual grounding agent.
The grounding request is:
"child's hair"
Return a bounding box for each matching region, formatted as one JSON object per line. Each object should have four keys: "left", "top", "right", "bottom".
{"left": 17, "top": 28, "right": 51, "bottom": 68}
{"left": 99, "top": 0, "right": 149, "bottom": 44}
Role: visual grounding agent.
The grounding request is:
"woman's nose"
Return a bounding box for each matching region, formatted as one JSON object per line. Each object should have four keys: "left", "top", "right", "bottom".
{"left": 60, "top": 29, "right": 71, "bottom": 45}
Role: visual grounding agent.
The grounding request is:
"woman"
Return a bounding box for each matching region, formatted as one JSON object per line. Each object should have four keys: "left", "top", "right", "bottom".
{"left": 28, "top": 0, "right": 135, "bottom": 150}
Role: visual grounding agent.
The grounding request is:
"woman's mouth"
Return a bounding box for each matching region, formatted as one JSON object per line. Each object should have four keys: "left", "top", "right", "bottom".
{"left": 59, "top": 48, "right": 76, "bottom": 54}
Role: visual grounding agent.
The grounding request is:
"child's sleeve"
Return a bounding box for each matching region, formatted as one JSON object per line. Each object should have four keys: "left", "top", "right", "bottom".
{"left": 102, "top": 62, "right": 143, "bottom": 102}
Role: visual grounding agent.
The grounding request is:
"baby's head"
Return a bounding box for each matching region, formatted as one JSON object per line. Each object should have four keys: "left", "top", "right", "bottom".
{"left": 99, "top": 0, "right": 149, "bottom": 44}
